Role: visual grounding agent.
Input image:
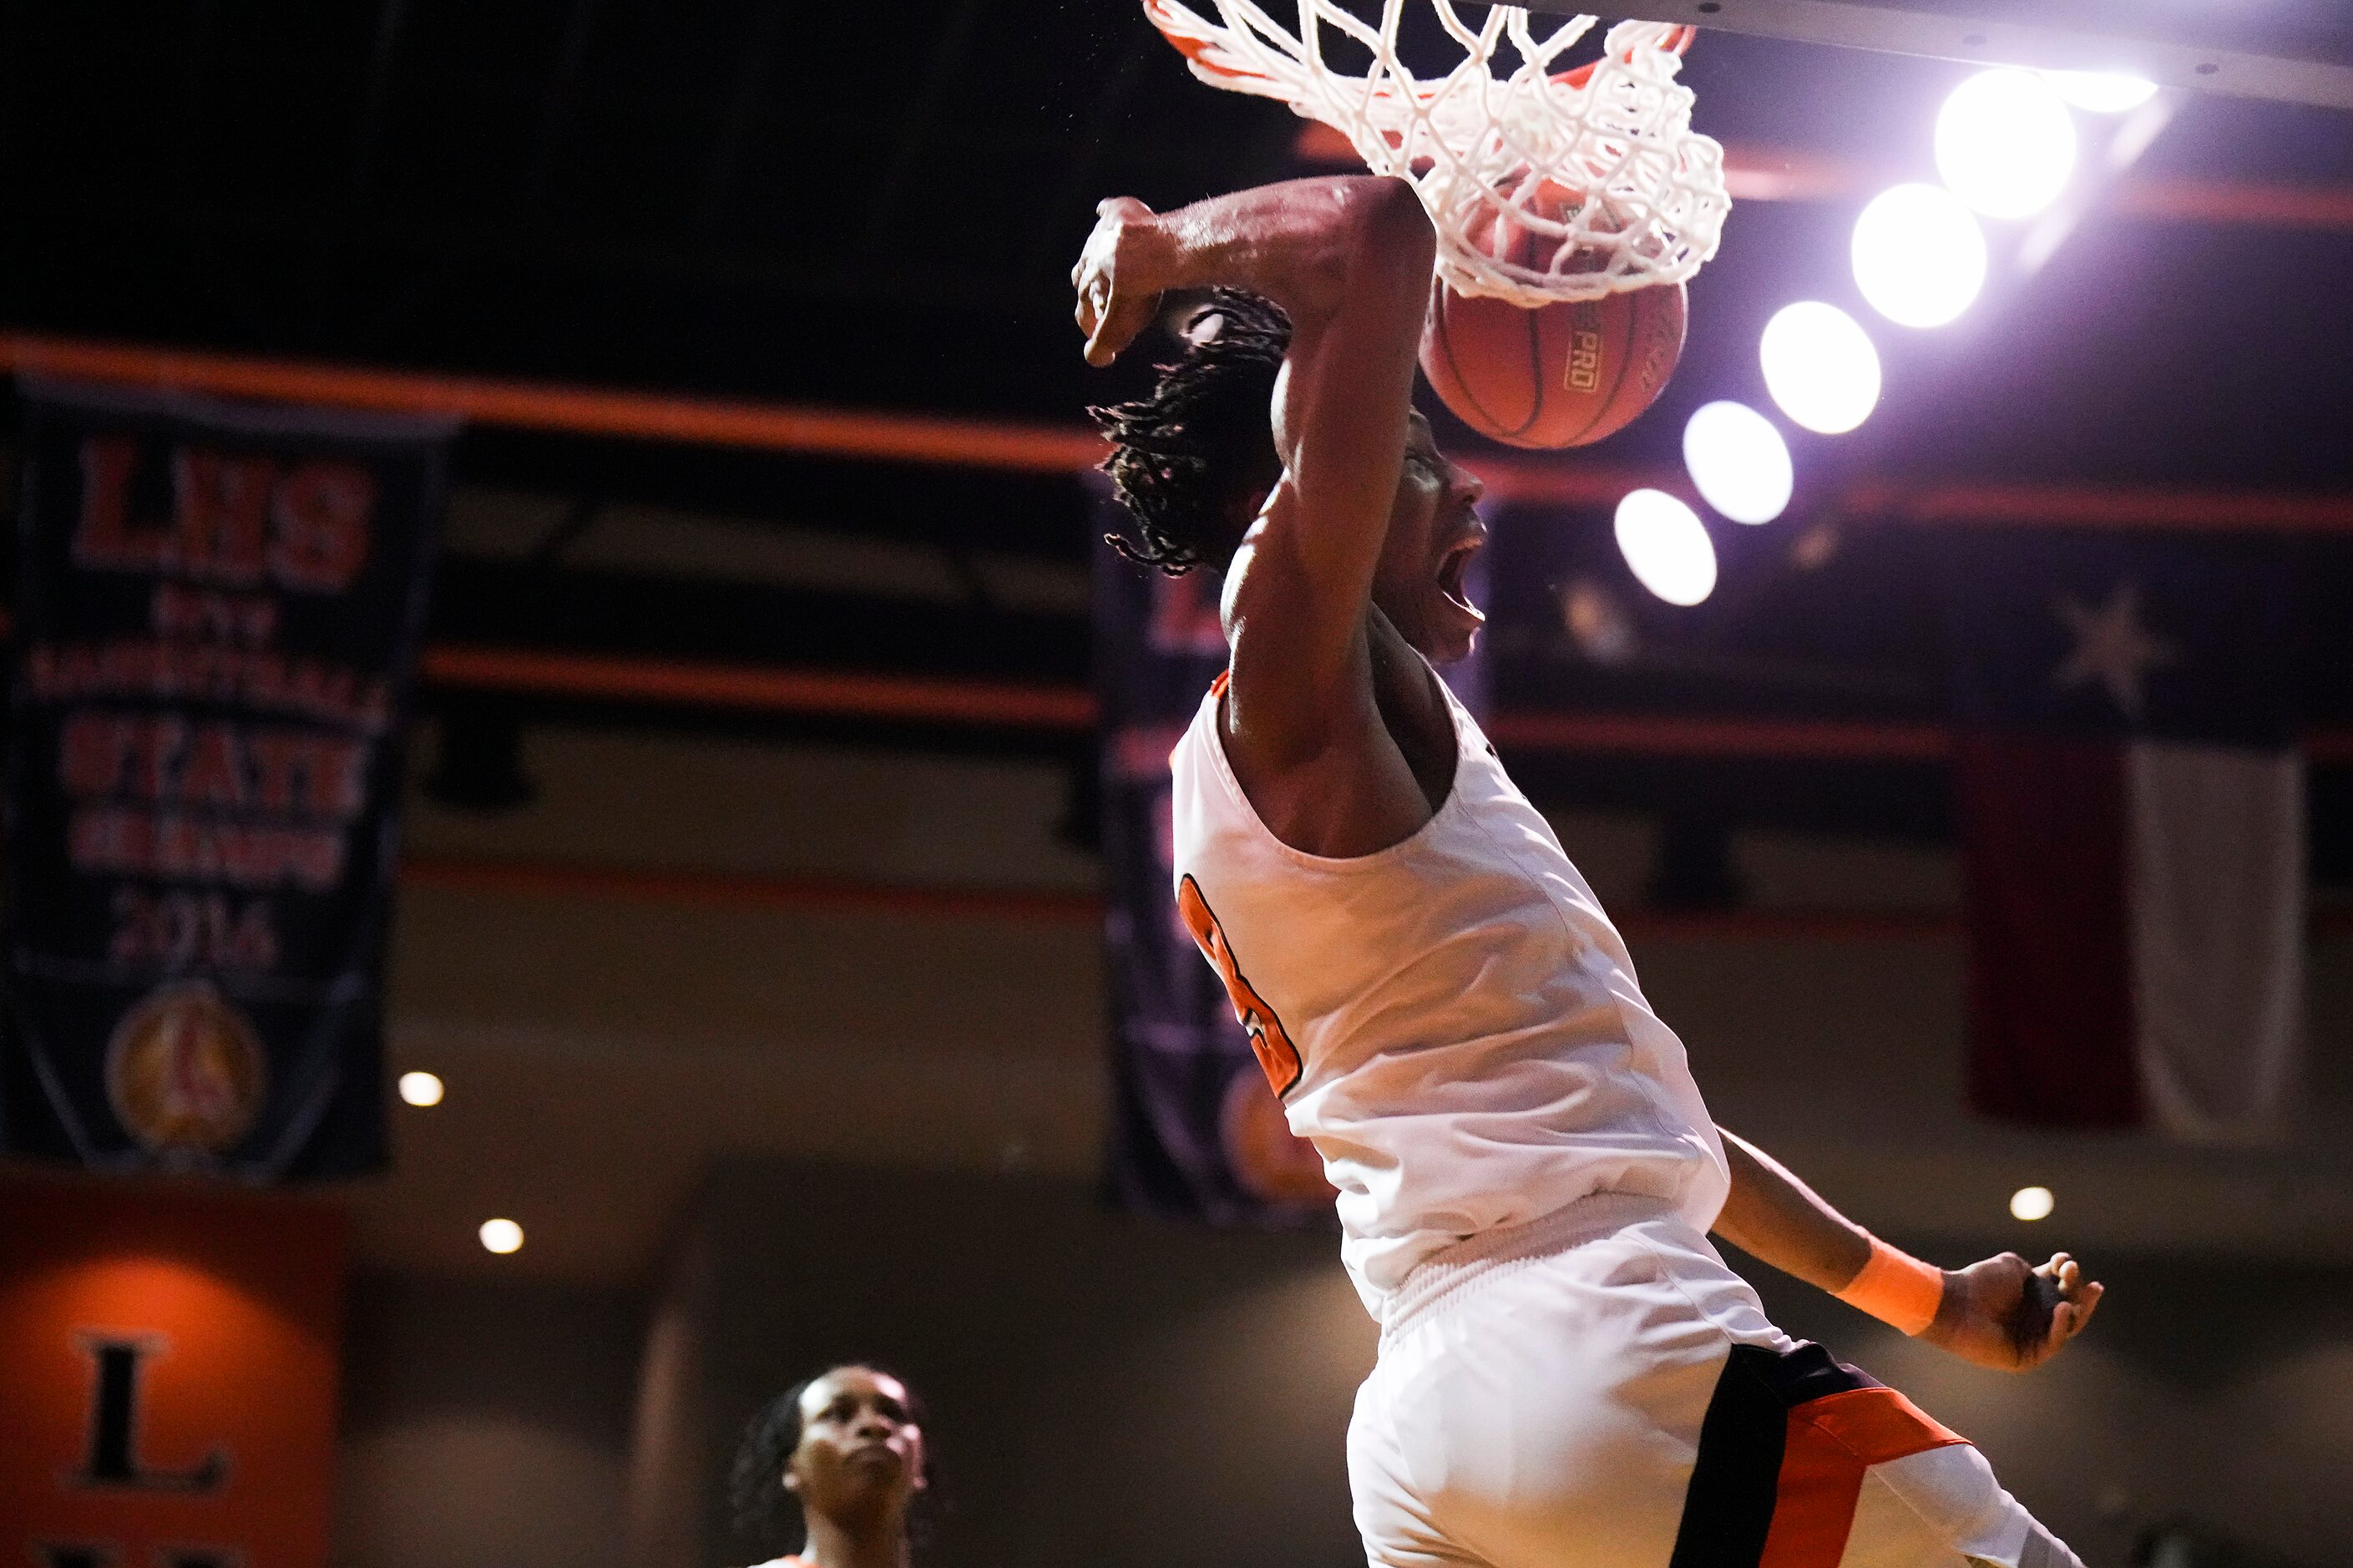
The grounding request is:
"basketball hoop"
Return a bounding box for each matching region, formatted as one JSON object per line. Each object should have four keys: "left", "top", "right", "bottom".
{"left": 1144, "top": 1, "right": 1732, "bottom": 306}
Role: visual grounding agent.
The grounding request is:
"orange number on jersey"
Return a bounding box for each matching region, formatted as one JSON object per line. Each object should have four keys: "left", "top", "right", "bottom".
{"left": 1176, "top": 873, "right": 1303, "bottom": 1096}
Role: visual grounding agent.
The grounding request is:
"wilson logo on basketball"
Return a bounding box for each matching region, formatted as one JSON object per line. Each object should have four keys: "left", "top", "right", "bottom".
{"left": 1564, "top": 329, "right": 1604, "bottom": 392}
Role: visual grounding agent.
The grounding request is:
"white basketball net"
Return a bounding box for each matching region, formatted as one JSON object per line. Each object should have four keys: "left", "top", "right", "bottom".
{"left": 1144, "top": 0, "right": 1731, "bottom": 305}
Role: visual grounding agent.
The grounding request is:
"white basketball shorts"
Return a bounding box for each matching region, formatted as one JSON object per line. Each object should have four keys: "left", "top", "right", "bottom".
{"left": 1347, "top": 1194, "right": 2084, "bottom": 1568}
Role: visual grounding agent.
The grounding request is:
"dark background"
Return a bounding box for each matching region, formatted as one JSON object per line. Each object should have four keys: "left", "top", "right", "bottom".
{"left": 3, "top": 7, "right": 2350, "bottom": 1568}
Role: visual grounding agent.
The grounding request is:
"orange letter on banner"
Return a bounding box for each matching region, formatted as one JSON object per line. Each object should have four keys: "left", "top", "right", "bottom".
{"left": 73, "top": 435, "right": 173, "bottom": 573}
{"left": 172, "top": 448, "right": 276, "bottom": 586}
{"left": 269, "top": 461, "right": 374, "bottom": 593}
{"left": 1176, "top": 873, "right": 1303, "bottom": 1095}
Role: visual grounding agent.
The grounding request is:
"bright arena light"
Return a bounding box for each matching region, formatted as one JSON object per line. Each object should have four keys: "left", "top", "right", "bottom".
{"left": 1936, "top": 68, "right": 2077, "bottom": 218}
{"left": 1683, "top": 401, "right": 1794, "bottom": 525}
{"left": 397, "top": 1070, "right": 444, "bottom": 1107}
{"left": 1758, "top": 302, "right": 1881, "bottom": 434}
{"left": 1613, "top": 490, "right": 1717, "bottom": 607}
{"left": 1852, "top": 184, "right": 1988, "bottom": 328}
{"left": 2010, "top": 1186, "right": 2056, "bottom": 1222}
{"left": 478, "top": 1218, "right": 525, "bottom": 1254}
{"left": 2043, "top": 69, "right": 2158, "bottom": 113}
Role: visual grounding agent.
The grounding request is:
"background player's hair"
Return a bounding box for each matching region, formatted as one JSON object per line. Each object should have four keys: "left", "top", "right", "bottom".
{"left": 729, "top": 1377, "right": 812, "bottom": 1556}
{"left": 728, "top": 1366, "right": 934, "bottom": 1559}
{"left": 1090, "top": 288, "right": 1291, "bottom": 576}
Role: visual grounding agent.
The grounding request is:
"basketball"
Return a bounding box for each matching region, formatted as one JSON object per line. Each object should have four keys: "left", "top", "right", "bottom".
{"left": 1419, "top": 191, "right": 1689, "bottom": 449}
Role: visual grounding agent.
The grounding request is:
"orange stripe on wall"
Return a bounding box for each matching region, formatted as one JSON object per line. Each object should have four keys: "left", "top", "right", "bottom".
{"left": 0, "top": 333, "right": 1106, "bottom": 472}
{"left": 1485, "top": 711, "right": 1956, "bottom": 761}
{"left": 8, "top": 609, "right": 2347, "bottom": 766}
{"left": 13, "top": 330, "right": 2353, "bottom": 527}
{"left": 392, "top": 857, "right": 2353, "bottom": 942}
{"left": 1299, "top": 130, "right": 2353, "bottom": 233}
{"left": 417, "top": 645, "right": 1101, "bottom": 730}
{"left": 399, "top": 856, "right": 1104, "bottom": 923}
{"left": 1844, "top": 478, "right": 2353, "bottom": 532}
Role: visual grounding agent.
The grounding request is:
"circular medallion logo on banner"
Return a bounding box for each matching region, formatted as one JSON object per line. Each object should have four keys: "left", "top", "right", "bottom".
{"left": 1219, "top": 1065, "right": 1336, "bottom": 1207}
{"left": 105, "top": 981, "right": 268, "bottom": 1157}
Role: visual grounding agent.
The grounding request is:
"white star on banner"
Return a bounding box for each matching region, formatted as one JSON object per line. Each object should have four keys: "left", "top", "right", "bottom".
{"left": 2051, "top": 581, "right": 2177, "bottom": 721}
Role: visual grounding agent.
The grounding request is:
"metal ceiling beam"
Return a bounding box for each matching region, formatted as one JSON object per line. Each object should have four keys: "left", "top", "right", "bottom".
{"left": 415, "top": 646, "right": 2353, "bottom": 766}
{"left": 421, "top": 645, "right": 1098, "bottom": 730}
{"left": 1296, "top": 128, "right": 2353, "bottom": 231}
{"left": 12, "top": 332, "right": 2353, "bottom": 527}
{"left": 0, "top": 331, "right": 1104, "bottom": 471}
{"left": 396, "top": 852, "right": 2353, "bottom": 937}
{"left": 1556, "top": 0, "right": 2353, "bottom": 111}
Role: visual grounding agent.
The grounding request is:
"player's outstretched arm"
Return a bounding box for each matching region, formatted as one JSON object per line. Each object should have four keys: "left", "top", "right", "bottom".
{"left": 1713, "top": 1127, "right": 2104, "bottom": 1373}
{"left": 1074, "top": 178, "right": 1440, "bottom": 852}
{"left": 1072, "top": 177, "right": 1424, "bottom": 374}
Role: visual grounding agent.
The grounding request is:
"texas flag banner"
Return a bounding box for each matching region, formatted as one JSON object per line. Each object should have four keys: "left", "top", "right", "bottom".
{"left": 1939, "top": 531, "right": 2303, "bottom": 1142}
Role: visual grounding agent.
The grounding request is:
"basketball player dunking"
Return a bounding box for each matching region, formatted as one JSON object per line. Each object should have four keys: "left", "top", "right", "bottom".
{"left": 1077, "top": 175, "right": 2102, "bottom": 1568}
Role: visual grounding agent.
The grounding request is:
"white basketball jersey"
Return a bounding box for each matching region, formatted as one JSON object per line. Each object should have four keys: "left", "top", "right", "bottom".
{"left": 1168, "top": 670, "right": 1730, "bottom": 1318}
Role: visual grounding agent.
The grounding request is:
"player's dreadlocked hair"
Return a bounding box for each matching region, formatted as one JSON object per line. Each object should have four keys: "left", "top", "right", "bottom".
{"left": 728, "top": 1368, "right": 934, "bottom": 1560}
{"left": 1090, "top": 288, "right": 1292, "bottom": 576}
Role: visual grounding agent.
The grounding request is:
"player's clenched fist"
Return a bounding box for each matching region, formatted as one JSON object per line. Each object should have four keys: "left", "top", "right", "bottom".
{"left": 1924, "top": 1251, "right": 2105, "bottom": 1373}
{"left": 1072, "top": 196, "right": 1166, "bottom": 367}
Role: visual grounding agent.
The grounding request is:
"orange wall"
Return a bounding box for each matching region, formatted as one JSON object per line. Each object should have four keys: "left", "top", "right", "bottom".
{"left": 0, "top": 1176, "right": 346, "bottom": 1568}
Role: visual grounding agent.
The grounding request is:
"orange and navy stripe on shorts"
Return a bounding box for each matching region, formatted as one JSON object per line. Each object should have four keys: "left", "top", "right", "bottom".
{"left": 1669, "top": 1343, "right": 1967, "bottom": 1568}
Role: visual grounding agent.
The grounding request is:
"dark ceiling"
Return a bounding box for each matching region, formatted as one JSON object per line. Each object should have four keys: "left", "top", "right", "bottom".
{"left": 0, "top": 0, "right": 1287, "bottom": 409}
{"left": 3, "top": 1, "right": 2350, "bottom": 860}
{"left": 8, "top": 1, "right": 2350, "bottom": 459}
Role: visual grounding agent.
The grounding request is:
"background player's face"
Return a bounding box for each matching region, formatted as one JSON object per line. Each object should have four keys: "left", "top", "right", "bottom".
{"left": 783, "top": 1366, "right": 926, "bottom": 1527}
{"left": 1371, "top": 412, "right": 1487, "bottom": 665}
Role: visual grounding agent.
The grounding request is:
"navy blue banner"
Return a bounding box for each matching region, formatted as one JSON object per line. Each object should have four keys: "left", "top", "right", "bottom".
{"left": 1096, "top": 523, "right": 1328, "bottom": 1222}
{"left": 1096, "top": 476, "right": 1488, "bottom": 1223}
{"left": 3, "top": 380, "right": 452, "bottom": 1180}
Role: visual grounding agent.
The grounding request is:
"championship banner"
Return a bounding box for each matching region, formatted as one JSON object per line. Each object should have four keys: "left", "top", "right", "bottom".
{"left": 1939, "top": 530, "right": 2303, "bottom": 1141}
{"left": 1096, "top": 508, "right": 1330, "bottom": 1224}
{"left": 3, "top": 379, "right": 453, "bottom": 1180}
{"left": 1095, "top": 477, "right": 1489, "bottom": 1222}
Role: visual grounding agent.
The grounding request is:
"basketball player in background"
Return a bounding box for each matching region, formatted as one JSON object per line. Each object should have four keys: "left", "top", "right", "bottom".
{"left": 1076, "top": 175, "right": 2103, "bottom": 1568}
{"left": 731, "top": 1365, "right": 928, "bottom": 1568}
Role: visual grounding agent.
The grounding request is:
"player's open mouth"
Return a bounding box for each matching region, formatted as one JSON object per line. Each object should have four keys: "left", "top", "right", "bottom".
{"left": 1437, "top": 539, "right": 1485, "bottom": 623}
